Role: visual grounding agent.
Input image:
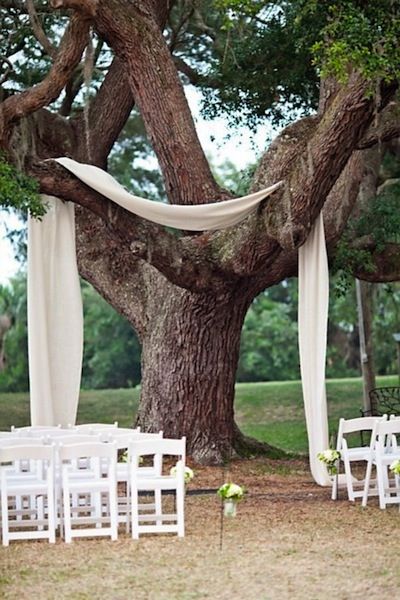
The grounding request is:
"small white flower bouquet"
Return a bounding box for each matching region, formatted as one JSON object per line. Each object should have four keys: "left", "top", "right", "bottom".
{"left": 389, "top": 459, "right": 400, "bottom": 476}
{"left": 217, "top": 482, "right": 245, "bottom": 517}
{"left": 217, "top": 482, "right": 245, "bottom": 502}
{"left": 317, "top": 449, "right": 341, "bottom": 476}
{"left": 170, "top": 464, "right": 195, "bottom": 484}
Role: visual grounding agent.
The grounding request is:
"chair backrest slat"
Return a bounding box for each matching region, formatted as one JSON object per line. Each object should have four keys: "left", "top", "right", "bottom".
{"left": 58, "top": 441, "right": 117, "bottom": 461}
{"left": 0, "top": 443, "right": 54, "bottom": 462}
{"left": 129, "top": 437, "right": 186, "bottom": 459}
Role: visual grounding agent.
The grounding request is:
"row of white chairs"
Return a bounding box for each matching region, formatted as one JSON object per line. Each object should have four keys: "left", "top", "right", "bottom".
{"left": 0, "top": 424, "right": 186, "bottom": 546}
{"left": 332, "top": 415, "right": 400, "bottom": 509}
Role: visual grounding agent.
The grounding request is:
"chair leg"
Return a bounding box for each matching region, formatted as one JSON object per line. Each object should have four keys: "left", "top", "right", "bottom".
{"left": 109, "top": 485, "right": 118, "bottom": 541}
{"left": 125, "top": 481, "right": 130, "bottom": 534}
{"left": 343, "top": 456, "right": 355, "bottom": 501}
{"left": 37, "top": 495, "right": 44, "bottom": 530}
{"left": 362, "top": 459, "right": 373, "bottom": 507}
{"left": 63, "top": 486, "right": 72, "bottom": 543}
{"left": 131, "top": 488, "right": 139, "bottom": 540}
{"left": 331, "top": 472, "right": 338, "bottom": 501}
{"left": 47, "top": 482, "right": 56, "bottom": 544}
{"left": 176, "top": 485, "right": 185, "bottom": 537}
{"left": 155, "top": 489, "right": 162, "bottom": 526}
{"left": 376, "top": 456, "right": 387, "bottom": 509}
{"left": 1, "top": 487, "right": 9, "bottom": 547}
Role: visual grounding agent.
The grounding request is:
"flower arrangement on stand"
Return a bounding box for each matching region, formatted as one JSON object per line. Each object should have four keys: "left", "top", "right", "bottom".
{"left": 170, "top": 465, "right": 195, "bottom": 484}
{"left": 389, "top": 459, "right": 400, "bottom": 476}
{"left": 317, "top": 449, "right": 341, "bottom": 476}
{"left": 217, "top": 482, "right": 245, "bottom": 517}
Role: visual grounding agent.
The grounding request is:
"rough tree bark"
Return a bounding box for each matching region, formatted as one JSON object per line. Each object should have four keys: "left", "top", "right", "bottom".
{"left": 1, "top": 0, "right": 399, "bottom": 462}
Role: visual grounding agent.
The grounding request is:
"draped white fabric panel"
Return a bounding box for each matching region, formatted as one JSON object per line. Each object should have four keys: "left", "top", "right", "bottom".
{"left": 55, "top": 157, "right": 283, "bottom": 230}
{"left": 298, "top": 213, "right": 331, "bottom": 486}
{"left": 28, "top": 195, "right": 83, "bottom": 427}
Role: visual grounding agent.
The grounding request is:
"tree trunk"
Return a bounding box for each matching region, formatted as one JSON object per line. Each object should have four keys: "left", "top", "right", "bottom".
{"left": 137, "top": 277, "right": 251, "bottom": 463}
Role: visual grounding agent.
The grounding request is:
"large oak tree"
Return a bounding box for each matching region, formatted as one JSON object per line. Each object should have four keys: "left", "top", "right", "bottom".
{"left": 1, "top": 0, "right": 399, "bottom": 462}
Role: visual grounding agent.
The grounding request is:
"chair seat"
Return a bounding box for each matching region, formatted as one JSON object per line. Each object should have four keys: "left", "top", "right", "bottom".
{"left": 135, "top": 475, "right": 179, "bottom": 491}
{"left": 345, "top": 447, "right": 373, "bottom": 460}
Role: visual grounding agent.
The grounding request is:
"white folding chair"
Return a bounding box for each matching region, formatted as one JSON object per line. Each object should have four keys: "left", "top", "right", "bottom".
{"left": 332, "top": 416, "right": 386, "bottom": 502}
{"left": 129, "top": 437, "right": 186, "bottom": 539}
{"left": 59, "top": 441, "right": 118, "bottom": 542}
{"left": 0, "top": 443, "right": 56, "bottom": 546}
{"left": 104, "top": 430, "right": 163, "bottom": 531}
{"left": 74, "top": 422, "right": 118, "bottom": 432}
{"left": 11, "top": 425, "right": 62, "bottom": 434}
{"left": 364, "top": 419, "right": 400, "bottom": 509}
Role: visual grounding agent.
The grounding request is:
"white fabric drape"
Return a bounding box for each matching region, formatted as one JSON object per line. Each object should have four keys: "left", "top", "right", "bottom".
{"left": 28, "top": 195, "right": 83, "bottom": 427}
{"left": 298, "top": 213, "right": 331, "bottom": 486}
{"left": 55, "top": 157, "right": 283, "bottom": 231}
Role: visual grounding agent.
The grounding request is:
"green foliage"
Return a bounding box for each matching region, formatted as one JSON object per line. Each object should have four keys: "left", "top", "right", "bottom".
{"left": 0, "top": 154, "right": 45, "bottom": 218}
{"left": 332, "top": 242, "right": 375, "bottom": 297}
{"left": 190, "top": 1, "right": 320, "bottom": 127}
{"left": 356, "top": 182, "right": 400, "bottom": 251}
{"left": 108, "top": 112, "right": 165, "bottom": 201}
{"left": 0, "top": 276, "right": 142, "bottom": 392}
{"left": 0, "top": 275, "right": 29, "bottom": 393}
{"left": 81, "top": 282, "right": 141, "bottom": 390}
{"left": 373, "top": 283, "right": 400, "bottom": 376}
{"left": 238, "top": 282, "right": 300, "bottom": 382}
{"left": 333, "top": 149, "right": 400, "bottom": 295}
{"left": 168, "top": 1, "right": 399, "bottom": 128}
{"left": 211, "top": 158, "right": 256, "bottom": 195}
{"left": 310, "top": 1, "right": 400, "bottom": 85}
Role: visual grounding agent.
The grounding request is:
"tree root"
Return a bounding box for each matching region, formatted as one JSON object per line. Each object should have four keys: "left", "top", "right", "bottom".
{"left": 232, "top": 423, "right": 292, "bottom": 460}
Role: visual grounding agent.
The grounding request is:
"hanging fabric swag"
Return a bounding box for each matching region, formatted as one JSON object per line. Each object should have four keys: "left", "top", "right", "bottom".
{"left": 28, "top": 158, "right": 330, "bottom": 485}
{"left": 298, "top": 213, "right": 331, "bottom": 486}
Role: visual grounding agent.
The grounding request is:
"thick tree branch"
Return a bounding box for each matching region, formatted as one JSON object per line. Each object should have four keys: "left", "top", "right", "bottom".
{"left": 0, "top": 14, "right": 90, "bottom": 141}
{"left": 73, "top": 57, "right": 134, "bottom": 167}
{"left": 32, "top": 160, "right": 234, "bottom": 292}
{"left": 72, "top": 1, "right": 172, "bottom": 166}
{"left": 26, "top": 0, "right": 56, "bottom": 58}
{"left": 197, "top": 76, "right": 397, "bottom": 284}
{"left": 357, "top": 99, "right": 400, "bottom": 149}
{"left": 49, "top": 0, "right": 97, "bottom": 17}
{"left": 74, "top": 207, "right": 149, "bottom": 336}
{"left": 92, "top": 0, "right": 229, "bottom": 205}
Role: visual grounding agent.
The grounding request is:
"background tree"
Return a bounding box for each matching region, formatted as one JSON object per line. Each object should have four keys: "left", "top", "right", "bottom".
{"left": 1, "top": 0, "right": 400, "bottom": 462}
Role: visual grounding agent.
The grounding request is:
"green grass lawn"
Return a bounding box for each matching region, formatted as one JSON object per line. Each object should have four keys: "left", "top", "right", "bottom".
{"left": 0, "top": 375, "right": 397, "bottom": 454}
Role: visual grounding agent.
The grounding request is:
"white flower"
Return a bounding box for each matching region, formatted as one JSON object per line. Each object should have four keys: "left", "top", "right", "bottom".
{"left": 390, "top": 459, "right": 400, "bottom": 475}
{"left": 217, "top": 482, "right": 245, "bottom": 502}
{"left": 170, "top": 464, "right": 194, "bottom": 483}
{"left": 317, "top": 449, "right": 340, "bottom": 464}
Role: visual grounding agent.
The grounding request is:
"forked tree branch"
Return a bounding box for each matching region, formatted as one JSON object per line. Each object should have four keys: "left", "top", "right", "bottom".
{"left": 0, "top": 14, "right": 90, "bottom": 140}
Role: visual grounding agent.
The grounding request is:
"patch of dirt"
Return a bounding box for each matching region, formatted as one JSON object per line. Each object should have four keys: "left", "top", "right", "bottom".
{"left": 1, "top": 458, "right": 399, "bottom": 600}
